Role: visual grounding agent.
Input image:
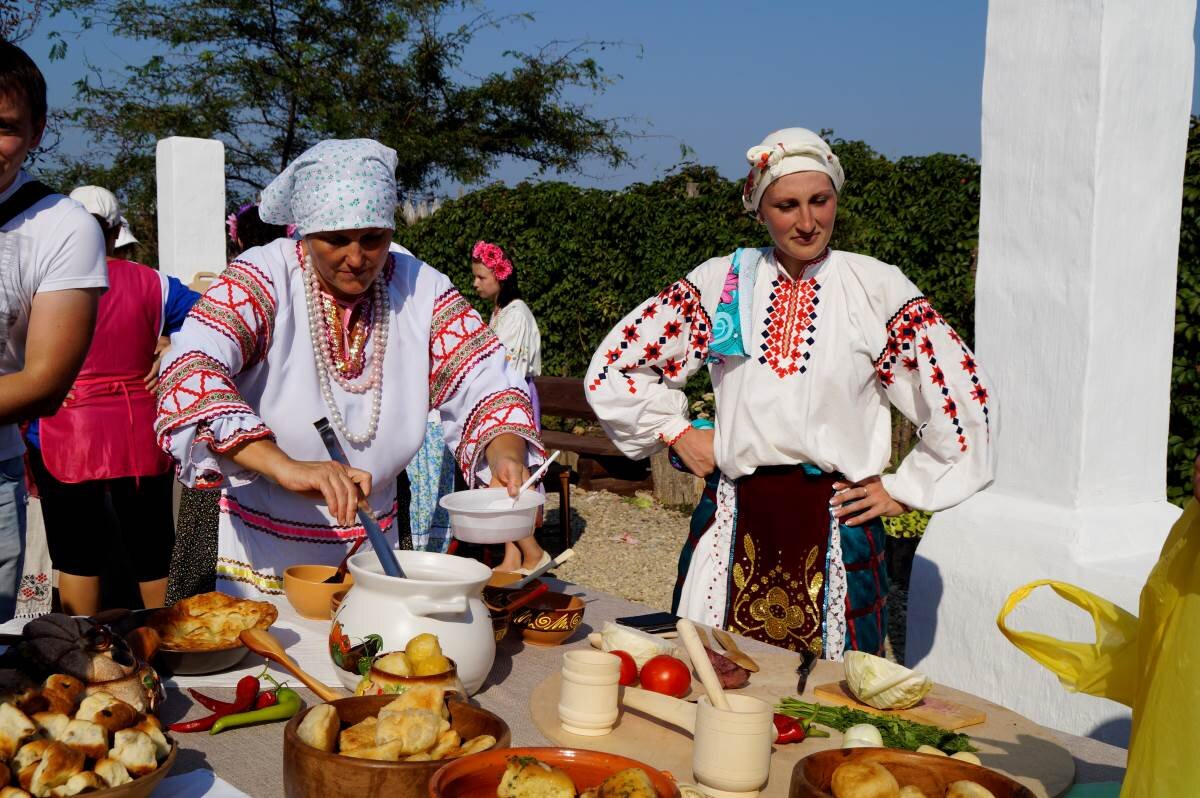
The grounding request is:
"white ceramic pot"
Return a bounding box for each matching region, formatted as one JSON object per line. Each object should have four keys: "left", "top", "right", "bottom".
{"left": 328, "top": 550, "right": 496, "bottom": 694}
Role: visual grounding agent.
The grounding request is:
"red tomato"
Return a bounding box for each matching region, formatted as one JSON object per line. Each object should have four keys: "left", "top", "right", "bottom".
{"left": 639, "top": 654, "right": 691, "bottom": 698}
{"left": 610, "top": 650, "right": 638, "bottom": 686}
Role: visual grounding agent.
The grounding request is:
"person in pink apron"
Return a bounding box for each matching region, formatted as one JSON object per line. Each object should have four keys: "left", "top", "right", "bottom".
{"left": 27, "top": 186, "right": 198, "bottom": 615}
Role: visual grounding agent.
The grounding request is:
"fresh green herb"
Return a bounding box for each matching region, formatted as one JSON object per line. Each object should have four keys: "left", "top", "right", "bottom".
{"left": 776, "top": 698, "right": 977, "bottom": 754}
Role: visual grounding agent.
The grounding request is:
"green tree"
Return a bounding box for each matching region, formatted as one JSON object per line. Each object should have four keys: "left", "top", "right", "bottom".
{"left": 43, "top": 0, "right": 631, "bottom": 262}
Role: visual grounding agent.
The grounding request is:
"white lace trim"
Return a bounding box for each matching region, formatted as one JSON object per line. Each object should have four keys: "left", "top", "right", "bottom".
{"left": 823, "top": 508, "right": 848, "bottom": 661}
{"left": 705, "top": 475, "right": 738, "bottom": 627}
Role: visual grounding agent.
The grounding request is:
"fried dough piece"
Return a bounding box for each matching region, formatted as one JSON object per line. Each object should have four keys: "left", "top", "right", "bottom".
{"left": 598, "top": 768, "right": 657, "bottom": 798}
{"left": 337, "top": 717, "right": 377, "bottom": 753}
{"left": 297, "top": 705, "right": 339, "bottom": 753}
{"left": 457, "top": 734, "right": 496, "bottom": 757}
{"left": 75, "top": 693, "right": 137, "bottom": 735}
{"left": 132, "top": 716, "right": 170, "bottom": 761}
{"left": 58, "top": 720, "right": 107, "bottom": 760}
{"left": 0, "top": 787, "right": 33, "bottom": 798}
{"left": 497, "top": 756, "right": 576, "bottom": 798}
{"left": 31, "top": 713, "right": 69, "bottom": 742}
{"left": 49, "top": 772, "right": 104, "bottom": 798}
{"left": 30, "top": 742, "right": 85, "bottom": 798}
{"left": 12, "top": 739, "right": 50, "bottom": 772}
{"left": 341, "top": 741, "right": 404, "bottom": 761}
{"left": 93, "top": 758, "right": 132, "bottom": 788}
{"left": 374, "top": 708, "right": 440, "bottom": 754}
{"left": 428, "top": 729, "right": 460, "bottom": 760}
{"left": 380, "top": 685, "right": 448, "bottom": 718}
{"left": 0, "top": 703, "right": 38, "bottom": 760}
{"left": 109, "top": 729, "right": 157, "bottom": 776}
{"left": 405, "top": 753, "right": 432, "bottom": 762}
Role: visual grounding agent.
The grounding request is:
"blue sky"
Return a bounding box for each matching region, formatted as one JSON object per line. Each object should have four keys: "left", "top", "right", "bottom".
{"left": 25, "top": 1, "right": 1200, "bottom": 191}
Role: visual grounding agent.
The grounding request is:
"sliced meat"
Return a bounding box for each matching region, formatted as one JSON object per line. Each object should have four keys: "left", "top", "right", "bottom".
{"left": 704, "top": 646, "right": 750, "bottom": 689}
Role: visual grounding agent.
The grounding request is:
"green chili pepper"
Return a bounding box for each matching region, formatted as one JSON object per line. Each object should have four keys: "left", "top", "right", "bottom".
{"left": 210, "top": 686, "right": 302, "bottom": 734}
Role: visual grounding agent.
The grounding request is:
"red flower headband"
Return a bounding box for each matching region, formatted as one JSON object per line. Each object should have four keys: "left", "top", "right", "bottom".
{"left": 472, "top": 240, "right": 513, "bottom": 281}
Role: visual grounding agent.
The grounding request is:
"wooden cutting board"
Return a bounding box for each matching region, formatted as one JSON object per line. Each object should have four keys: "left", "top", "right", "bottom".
{"left": 812, "top": 680, "right": 986, "bottom": 730}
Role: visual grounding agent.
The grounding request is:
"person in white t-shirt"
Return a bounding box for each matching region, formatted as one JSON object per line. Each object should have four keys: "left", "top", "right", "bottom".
{"left": 0, "top": 43, "right": 108, "bottom": 620}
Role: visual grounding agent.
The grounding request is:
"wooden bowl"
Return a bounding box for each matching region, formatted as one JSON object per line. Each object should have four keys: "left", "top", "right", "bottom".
{"left": 284, "top": 565, "right": 354, "bottom": 620}
{"left": 91, "top": 742, "right": 177, "bottom": 798}
{"left": 283, "top": 695, "right": 510, "bottom": 798}
{"left": 789, "top": 748, "right": 1037, "bottom": 798}
{"left": 508, "top": 591, "right": 585, "bottom": 646}
{"left": 429, "top": 746, "right": 681, "bottom": 798}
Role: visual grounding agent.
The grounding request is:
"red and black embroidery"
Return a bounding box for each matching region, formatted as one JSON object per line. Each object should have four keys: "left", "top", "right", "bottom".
{"left": 429, "top": 288, "right": 504, "bottom": 409}
{"left": 874, "top": 297, "right": 990, "bottom": 452}
{"left": 456, "top": 388, "right": 543, "bottom": 479}
{"left": 758, "top": 277, "right": 821, "bottom": 378}
{"left": 588, "top": 278, "right": 711, "bottom": 396}
{"left": 190, "top": 260, "right": 276, "bottom": 368}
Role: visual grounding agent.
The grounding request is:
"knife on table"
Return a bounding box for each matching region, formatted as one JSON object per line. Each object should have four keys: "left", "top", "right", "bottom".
{"left": 797, "top": 648, "right": 818, "bottom": 694}
{"left": 313, "top": 418, "right": 405, "bottom": 578}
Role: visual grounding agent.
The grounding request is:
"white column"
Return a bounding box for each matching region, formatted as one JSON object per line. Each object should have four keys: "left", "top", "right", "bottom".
{"left": 907, "top": 0, "right": 1195, "bottom": 745}
{"left": 156, "top": 137, "right": 226, "bottom": 283}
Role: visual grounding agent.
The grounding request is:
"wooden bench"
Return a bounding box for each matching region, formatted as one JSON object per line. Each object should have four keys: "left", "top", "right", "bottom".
{"left": 533, "top": 377, "right": 653, "bottom": 548}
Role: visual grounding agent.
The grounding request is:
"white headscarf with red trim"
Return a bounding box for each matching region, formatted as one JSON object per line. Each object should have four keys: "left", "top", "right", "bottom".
{"left": 741, "top": 128, "right": 845, "bottom": 213}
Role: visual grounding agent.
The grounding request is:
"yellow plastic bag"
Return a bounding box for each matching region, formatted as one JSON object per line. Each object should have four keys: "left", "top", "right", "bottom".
{"left": 997, "top": 500, "right": 1200, "bottom": 798}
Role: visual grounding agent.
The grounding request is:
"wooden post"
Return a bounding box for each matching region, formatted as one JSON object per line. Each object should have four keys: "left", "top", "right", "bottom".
{"left": 650, "top": 450, "right": 702, "bottom": 508}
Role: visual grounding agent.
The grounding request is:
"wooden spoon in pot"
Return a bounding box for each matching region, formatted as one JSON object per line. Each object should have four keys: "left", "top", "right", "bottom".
{"left": 239, "top": 628, "right": 343, "bottom": 702}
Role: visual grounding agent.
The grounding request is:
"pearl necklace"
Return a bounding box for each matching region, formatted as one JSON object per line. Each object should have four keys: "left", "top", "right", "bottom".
{"left": 299, "top": 241, "right": 390, "bottom": 445}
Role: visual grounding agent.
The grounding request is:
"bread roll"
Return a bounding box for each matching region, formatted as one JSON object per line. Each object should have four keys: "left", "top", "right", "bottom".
{"left": 830, "top": 760, "right": 900, "bottom": 798}
{"left": 58, "top": 720, "right": 107, "bottom": 760}
{"left": 30, "top": 714, "right": 68, "bottom": 742}
{"left": 497, "top": 756, "right": 576, "bottom": 798}
{"left": 93, "top": 758, "right": 132, "bottom": 788}
{"left": 30, "top": 741, "right": 85, "bottom": 798}
{"left": 597, "top": 768, "right": 657, "bottom": 798}
{"left": 297, "top": 704, "right": 339, "bottom": 753}
{"left": 48, "top": 772, "right": 103, "bottom": 798}
{"left": 74, "top": 692, "right": 138, "bottom": 734}
{"left": 110, "top": 728, "right": 158, "bottom": 776}
{"left": 946, "top": 783, "right": 996, "bottom": 798}
{"left": 0, "top": 703, "right": 37, "bottom": 760}
{"left": 898, "top": 787, "right": 928, "bottom": 798}
{"left": 0, "top": 787, "right": 32, "bottom": 798}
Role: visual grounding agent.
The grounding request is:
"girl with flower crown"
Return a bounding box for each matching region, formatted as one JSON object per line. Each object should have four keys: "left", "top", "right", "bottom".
{"left": 470, "top": 241, "right": 547, "bottom": 574}
{"left": 155, "top": 140, "right": 543, "bottom": 597}
{"left": 585, "top": 128, "right": 996, "bottom": 659}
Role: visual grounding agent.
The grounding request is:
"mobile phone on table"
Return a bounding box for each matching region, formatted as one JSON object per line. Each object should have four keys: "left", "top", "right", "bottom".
{"left": 614, "top": 612, "right": 680, "bottom": 634}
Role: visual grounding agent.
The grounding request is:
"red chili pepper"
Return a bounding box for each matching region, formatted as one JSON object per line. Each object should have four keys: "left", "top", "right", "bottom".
{"left": 773, "top": 713, "right": 807, "bottom": 744}
{"left": 254, "top": 690, "right": 277, "bottom": 709}
{"left": 170, "top": 674, "right": 261, "bottom": 733}
{"left": 188, "top": 688, "right": 235, "bottom": 713}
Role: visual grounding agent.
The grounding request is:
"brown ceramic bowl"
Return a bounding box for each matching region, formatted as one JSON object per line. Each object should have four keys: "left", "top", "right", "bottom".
{"left": 508, "top": 590, "right": 585, "bottom": 646}
{"left": 789, "top": 748, "right": 1036, "bottom": 798}
{"left": 88, "top": 742, "right": 177, "bottom": 798}
{"left": 283, "top": 695, "right": 510, "bottom": 798}
{"left": 429, "top": 746, "right": 681, "bottom": 798}
{"left": 355, "top": 655, "right": 467, "bottom": 699}
{"left": 284, "top": 565, "right": 355, "bottom": 620}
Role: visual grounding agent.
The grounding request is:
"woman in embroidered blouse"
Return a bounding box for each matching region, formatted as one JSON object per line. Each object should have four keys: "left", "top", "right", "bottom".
{"left": 585, "top": 128, "right": 995, "bottom": 659}
{"left": 470, "top": 241, "right": 547, "bottom": 574}
{"left": 155, "top": 139, "right": 542, "bottom": 598}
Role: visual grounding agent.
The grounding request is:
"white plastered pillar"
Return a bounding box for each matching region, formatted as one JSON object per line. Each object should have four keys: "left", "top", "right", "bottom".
{"left": 906, "top": 0, "right": 1196, "bottom": 745}
{"left": 156, "top": 137, "right": 226, "bottom": 283}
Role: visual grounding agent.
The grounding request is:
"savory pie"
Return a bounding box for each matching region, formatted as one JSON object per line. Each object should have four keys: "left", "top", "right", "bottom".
{"left": 148, "top": 592, "right": 278, "bottom": 650}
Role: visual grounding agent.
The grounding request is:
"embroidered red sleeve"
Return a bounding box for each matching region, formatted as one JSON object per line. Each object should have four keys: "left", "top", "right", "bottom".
{"left": 873, "top": 297, "right": 991, "bottom": 453}
{"left": 155, "top": 350, "right": 267, "bottom": 448}
{"left": 189, "top": 259, "right": 277, "bottom": 369}
{"left": 429, "top": 288, "right": 504, "bottom": 409}
{"left": 454, "top": 388, "right": 543, "bottom": 479}
{"left": 588, "top": 278, "right": 711, "bottom": 396}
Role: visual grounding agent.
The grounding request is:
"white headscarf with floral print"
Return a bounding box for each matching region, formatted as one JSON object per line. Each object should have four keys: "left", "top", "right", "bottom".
{"left": 741, "top": 128, "right": 845, "bottom": 213}
{"left": 260, "top": 139, "right": 398, "bottom": 235}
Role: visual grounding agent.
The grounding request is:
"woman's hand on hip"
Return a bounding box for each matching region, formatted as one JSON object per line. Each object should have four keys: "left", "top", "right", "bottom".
{"left": 830, "top": 475, "right": 907, "bottom": 527}
{"left": 672, "top": 427, "right": 716, "bottom": 477}
{"left": 485, "top": 433, "right": 532, "bottom": 496}
{"left": 273, "top": 460, "right": 373, "bottom": 527}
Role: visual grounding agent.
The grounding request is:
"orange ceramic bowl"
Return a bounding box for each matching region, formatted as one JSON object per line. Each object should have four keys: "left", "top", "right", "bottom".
{"left": 429, "top": 747, "right": 680, "bottom": 798}
{"left": 508, "top": 591, "right": 585, "bottom": 646}
{"left": 283, "top": 565, "right": 354, "bottom": 620}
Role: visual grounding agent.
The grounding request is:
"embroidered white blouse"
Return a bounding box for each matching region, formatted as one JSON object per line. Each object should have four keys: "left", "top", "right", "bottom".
{"left": 584, "top": 249, "right": 995, "bottom": 512}
{"left": 489, "top": 299, "right": 542, "bottom": 380}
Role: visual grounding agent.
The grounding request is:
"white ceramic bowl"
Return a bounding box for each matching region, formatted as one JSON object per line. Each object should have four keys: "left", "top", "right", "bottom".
{"left": 438, "top": 487, "right": 545, "bottom": 544}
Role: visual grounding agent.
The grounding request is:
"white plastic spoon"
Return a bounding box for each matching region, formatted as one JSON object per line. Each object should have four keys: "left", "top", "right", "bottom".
{"left": 511, "top": 450, "right": 561, "bottom": 507}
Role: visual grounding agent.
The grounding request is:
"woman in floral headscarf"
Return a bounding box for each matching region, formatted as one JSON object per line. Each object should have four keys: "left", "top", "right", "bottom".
{"left": 470, "top": 241, "right": 546, "bottom": 573}
{"left": 585, "top": 128, "right": 996, "bottom": 659}
{"left": 156, "top": 139, "right": 543, "bottom": 597}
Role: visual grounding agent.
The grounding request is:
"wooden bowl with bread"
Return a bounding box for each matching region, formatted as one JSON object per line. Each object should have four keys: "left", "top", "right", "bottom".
{"left": 282, "top": 693, "right": 510, "bottom": 798}
{"left": 790, "top": 748, "right": 1036, "bottom": 798}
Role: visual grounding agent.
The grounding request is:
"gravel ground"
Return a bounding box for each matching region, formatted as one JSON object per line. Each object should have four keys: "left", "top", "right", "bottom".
{"left": 542, "top": 487, "right": 685, "bottom": 612}
{"left": 543, "top": 486, "right": 909, "bottom": 662}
